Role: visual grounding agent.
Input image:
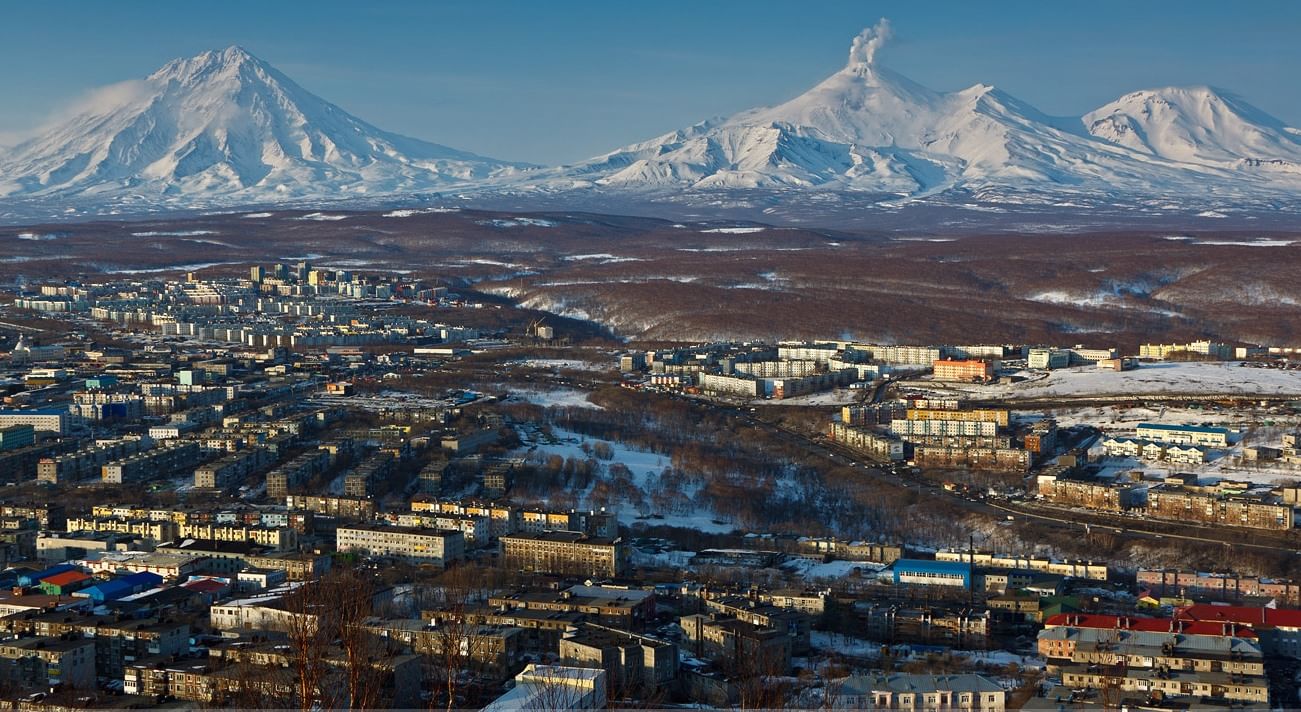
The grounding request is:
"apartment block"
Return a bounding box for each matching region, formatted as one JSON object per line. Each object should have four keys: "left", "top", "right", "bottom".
{"left": 932, "top": 359, "right": 994, "bottom": 382}
{"left": 336, "top": 524, "right": 465, "bottom": 567}
{"left": 500, "top": 531, "right": 628, "bottom": 578}
{"left": 828, "top": 422, "right": 906, "bottom": 461}
{"left": 102, "top": 441, "right": 203, "bottom": 484}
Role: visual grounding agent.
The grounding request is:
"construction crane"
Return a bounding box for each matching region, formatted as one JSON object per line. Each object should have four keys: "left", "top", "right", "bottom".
{"left": 528, "top": 317, "right": 554, "bottom": 341}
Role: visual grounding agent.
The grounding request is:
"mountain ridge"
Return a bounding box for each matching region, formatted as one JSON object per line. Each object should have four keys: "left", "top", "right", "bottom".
{"left": 0, "top": 45, "right": 526, "bottom": 205}
{"left": 1, "top": 32, "right": 1300, "bottom": 220}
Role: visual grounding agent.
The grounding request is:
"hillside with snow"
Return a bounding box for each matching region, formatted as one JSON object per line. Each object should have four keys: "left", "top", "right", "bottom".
{"left": 0, "top": 46, "right": 526, "bottom": 211}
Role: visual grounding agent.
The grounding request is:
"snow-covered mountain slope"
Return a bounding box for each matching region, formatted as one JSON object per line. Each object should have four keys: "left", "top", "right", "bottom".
{"left": 529, "top": 23, "right": 1301, "bottom": 200}
{"left": 3, "top": 29, "right": 1300, "bottom": 221}
{"left": 0, "top": 46, "right": 526, "bottom": 206}
{"left": 1083, "top": 87, "right": 1301, "bottom": 171}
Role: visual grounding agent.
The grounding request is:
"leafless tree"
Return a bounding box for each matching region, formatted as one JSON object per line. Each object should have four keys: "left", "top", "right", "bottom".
{"left": 520, "top": 665, "right": 601, "bottom": 712}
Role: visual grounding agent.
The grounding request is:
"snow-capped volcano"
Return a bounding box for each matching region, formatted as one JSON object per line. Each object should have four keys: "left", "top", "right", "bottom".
{"left": 1084, "top": 86, "right": 1301, "bottom": 170}
{"left": 3, "top": 29, "right": 1300, "bottom": 221}
{"left": 537, "top": 21, "right": 1301, "bottom": 199}
{"left": 0, "top": 46, "right": 525, "bottom": 206}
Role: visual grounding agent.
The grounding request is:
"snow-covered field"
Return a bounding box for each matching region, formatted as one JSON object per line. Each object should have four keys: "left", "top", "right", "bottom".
{"left": 756, "top": 388, "right": 864, "bottom": 407}
{"left": 781, "top": 558, "right": 881, "bottom": 581}
{"left": 1038, "top": 403, "right": 1283, "bottom": 430}
{"left": 508, "top": 388, "right": 601, "bottom": 409}
{"left": 941, "top": 362, "right": 1301, "bottom": 399}
{"left": 508, "top": 358, "right": 609, "bottom": 372}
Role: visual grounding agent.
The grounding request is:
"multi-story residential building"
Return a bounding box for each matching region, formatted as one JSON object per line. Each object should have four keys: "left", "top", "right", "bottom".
{"left": 931, "top": 359, "right": 994, "bottom": 383}
{"left": 265, "top": 450, "right": 331, "bottom": 498}
{"left": 0, "top": 503, "right": 65, "bottom": 530}
{"left": 412, "top": 498, "right": 518, "bottom": 537}
{"left": 286, "top": 494, "right": 377, "bottom": 520}
{"left": 500, "top": 531, "right": 628, "bottom": 578}
{"left": 679, "top": 613, "right": 791, "bottom": 673}
{"left": 1023, "top": 419, "right": 1058, "bottom": 454}
{"left": 935, "top": 551, "right": 1108, "bottom": 581}
{"left": 891, "top": 418, "right": 999, "bottom": 438}
{"left": 841, "top": 403, "right": 909, "bottom": 426}
{"left": 194, "top": 448, "right": 272, "bottom": 489}
{"left": 336, "top": 524, "right": 465, "bottom": 567}
{"left": 15, "top": 613, "right": 189, "bottom": 680}
{"left": 1135, "top": 422, "right": 1231, "bottom": 448}
{"left": 1175, "top": 605, "right": 1301, "bottom": 659}
{"left": 1028, "top": 348, "right": 1071, "bottom": 370}
{"left": 856, "top": 592, "right": 956, "bottom": 628}
{"left": 362, "top": 619, "right": 522, "bottom": 675}
{"left": 1139, "top": 340, "right": 1232, "bottom": 360}
{"left": 559, "top": 623, "right": 678, "bottom": 692}
{"left": 1038, "top": 613, "right": 1267, "bottom": 705}
{"left": 65, "top": 516, "right": 179, "bottom": 544}
{"left": 828, "top": 422, "right": 906, "bottom": 461}
{"left": 394, "top": 512, "right": 489, "bottom": 546}
{"left": 1137, "top": 569, "right": 1301, "bottom": 605}
{"left": 244, "top": 551, "right": 333, "bottom": 581}
{"left": 1036, "top": 476, "right": 1142, "bottom": 512}
{"left": 1145, "top": 484, "right": 1292, "bottom": 530}
{"left": 0, "top": 637, "right": 96, "bottom": 690}
{"left": 798, "top": 539, "right": 903, "bottom": 564}
{"left": 913, "top": 446, "right": 1030, "bottom": 472}
{"left": 905, "top": 408, "right": 1010, "bottom": 426}
{"left": 0, "top": 407, "right": 68, "bottom": 435}
{"left": 0, "top": 425, "right": 35, "bottom": 451}
{"left": 343, "top": 451, "right": 394, "bottom": 497}
{"left": 860, "top": 344, "right": 944, "bottom": 366}
{"left": 490, "top": 585, "right": 657, "bottom": 630}
{"left": 175, "top": 522, "right": 298, "bottom": 550}
{"left": 836, "top": 673, "right": 1006, "bottom": 711}
{"left": 704, "top": 596, "right": 812, "bottom": 653}
{"left": 101, "top": 441, "right": 203, "bottom": 484}
{"left": 38, "top": 438, "right": 146, "bottom": 484}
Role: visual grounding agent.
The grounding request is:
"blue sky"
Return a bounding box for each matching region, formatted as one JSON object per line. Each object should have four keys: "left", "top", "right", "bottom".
{"left": 0, "top": 1, "right": 1296, "bottom": 164}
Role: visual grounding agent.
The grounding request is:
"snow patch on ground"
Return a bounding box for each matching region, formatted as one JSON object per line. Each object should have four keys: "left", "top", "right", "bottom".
{"left": 782, "top": 558, "right": 880, "bottom": 581}
{"left": 563, "top": 253, "right": 643, "bottom": 263}
{"left": 509, "top": 388, "right": 601, "bottom": 409}
{"left": 940, "top": 362, "right": 1301, "bottom": 399}
{"left": 509, "top": 358, "right": 608, "bottom": 372}
{"left": 477, "top": 218, "right": 555, "bottom": 228}
{"left": 518, "top": 426, "right": 737, "bottom": 533}
{"left": 295, "top": 212, "right": 349, "bottom": 221}
{"left": 15, "top": 232, "right": 65, "bottom": 241}
{"left": 130, "top": 230, "right": 217, "bottom": 237}
{"left": 382, "top": 207, "right": 460, "bottom": 217}
{"left": 1196, "top": 238, "right": 1295, "bottom": 247}
{"left": 701, "top": 226, "right": 766, "bottom": 234}
{"left": 241, "top": 212, "right": 273, "bottom": 218}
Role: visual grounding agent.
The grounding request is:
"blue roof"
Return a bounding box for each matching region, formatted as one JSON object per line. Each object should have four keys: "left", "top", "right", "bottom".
{"left": 21, "top": 563, "right": 78, "bottom": 585}
{"left": 0, "top": 407, "right": 66, "bottom": 415}
{"left": 1137, "top": 423, "right": 1229, "bottom": 435}
{"left": 74, "top": 572, "right": 164, "bottom": 601}
{"left": 894, "top": 559, "right": 972, "bottom": 575}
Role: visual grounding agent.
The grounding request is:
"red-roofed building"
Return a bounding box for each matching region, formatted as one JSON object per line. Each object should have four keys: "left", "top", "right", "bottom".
{"left": 1042, "top": 613, "right": 1257, "bottom": 639}
{"left": 1176, "top": 604, "right": 1301, "bottom": 658}
{"left": 37, "top": 570, "right": 91, "bottom": 595}
{"left": 181, "top": 576, "right": 231, "bottom": 605}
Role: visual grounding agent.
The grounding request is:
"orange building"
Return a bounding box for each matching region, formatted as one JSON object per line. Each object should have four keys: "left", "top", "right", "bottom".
{"left": 932, "top": 359, "right": 994, "bottom": 382}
